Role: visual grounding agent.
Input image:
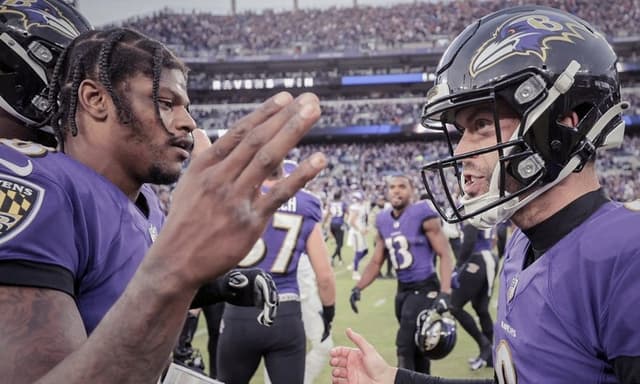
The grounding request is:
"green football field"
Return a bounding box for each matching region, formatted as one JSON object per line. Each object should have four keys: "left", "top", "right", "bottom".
{"left": 191, "top": 239, "right": 497, "bottom": 383}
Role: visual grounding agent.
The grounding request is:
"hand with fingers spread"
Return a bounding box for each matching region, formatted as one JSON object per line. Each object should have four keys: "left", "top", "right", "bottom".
{"left": 330, "top": 328, "right": 397, "bottom": 384}
{"left": 150, "top": 92, "right": 326, "bottom": 288}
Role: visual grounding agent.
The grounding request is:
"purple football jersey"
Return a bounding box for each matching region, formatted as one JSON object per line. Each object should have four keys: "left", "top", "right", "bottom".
{"left": 238, "top": 189, "right": 321, "bottom": 295}
{"left": 494, "top": 202, "right": 640, "bottom": 383}
{"left": 375, "top": 200, "right": 438, "bottom": 283}
{"left": 473, "top": 228, "right": 493, "bottom": 253}
{"left": 329, "top": 201, "right": 347, "bottom": 226}
{"left": 0, "top": 142, "right": 164, "bottom": 334}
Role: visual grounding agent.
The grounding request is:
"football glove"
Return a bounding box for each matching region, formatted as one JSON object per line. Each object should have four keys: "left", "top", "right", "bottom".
{"left": 349, "top": 287, "right": 361, "bottom": 314}
{"left": 432, "top": 291, "right": 452, "bottom": 314}
{"left": 190, "top": 269, "right": 279, "bottom": 326}
{"left": 320, "top": 305, "right": 335, "bottom": 342}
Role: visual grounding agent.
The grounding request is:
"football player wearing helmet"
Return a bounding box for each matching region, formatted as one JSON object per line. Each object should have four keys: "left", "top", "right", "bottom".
{"left": 0, "top": 0, "right": 91, "bottom": 144}
{"left": 331, "top": 5, "right": 640, "bottom": 384}
{"left": 349, "top": 174, "right": 454, "bottom": 374}
{"left": 217, "top": 163, "right": 336, "bottom": 384}
{"left": 0, "top": 24, "right": 323, "bottom": 384}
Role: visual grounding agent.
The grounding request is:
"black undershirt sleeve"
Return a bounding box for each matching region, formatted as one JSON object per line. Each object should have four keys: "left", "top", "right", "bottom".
{"left": 395, "top": 369, "right": 495, "bottom": 384}
{"left": 0, "top": 260, "right": 75, "bottom": 297}
{"left": 614, "top": 356, "right": 640, "bottom": 383}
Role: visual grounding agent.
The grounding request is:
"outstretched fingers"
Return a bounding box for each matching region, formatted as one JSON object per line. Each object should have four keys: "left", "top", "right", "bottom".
{"left": 254, "top": 152, "right": 326, "bottom": 216}
{"left": 192, "top": 92, "right": 294, "bottom": 169}
{"left": 232, "top": 92, "right": 321, "bottom": 188}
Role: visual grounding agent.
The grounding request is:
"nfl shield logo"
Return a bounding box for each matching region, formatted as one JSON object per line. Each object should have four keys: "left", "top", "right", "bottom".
{"left": 507, "top": 275, "right": 519, "bottom": 303}
{"left": 0, "top": 174, "right": 44, "bottom": 244}
{"left": 148, "top": 225, "right": 158, "bottom": 242}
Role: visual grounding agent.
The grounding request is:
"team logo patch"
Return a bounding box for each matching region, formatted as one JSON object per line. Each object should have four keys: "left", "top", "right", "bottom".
{"left": 0, "top": 0, "right": 83, "bottom": 40}
{"left": 470, "top": 14, "right": 595, "bottom": 78}
{"left": 465, "top": 262, "right": 480, "bottom": 274}
{"left": 0, "top": 174, "right": 44, "bottom": 244}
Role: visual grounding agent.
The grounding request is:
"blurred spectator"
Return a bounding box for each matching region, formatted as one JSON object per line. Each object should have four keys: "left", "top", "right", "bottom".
{"left": 117, "top": 0, "right": 640, "bottom": 58}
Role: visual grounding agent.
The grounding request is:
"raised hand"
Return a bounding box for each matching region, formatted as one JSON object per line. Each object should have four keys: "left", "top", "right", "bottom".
{"left": 150, "top": 92, "right": 325, "bottom": 289}
{"left": 330, "top": 328, "right": 397, "bottom": 384}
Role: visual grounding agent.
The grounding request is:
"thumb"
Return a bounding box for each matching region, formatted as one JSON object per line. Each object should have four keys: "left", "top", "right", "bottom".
{"left": 191, "top": 128, "right": 212, "bottom": 158}
{"left": 346, "top": 328, "right": 375, "bottom": 355}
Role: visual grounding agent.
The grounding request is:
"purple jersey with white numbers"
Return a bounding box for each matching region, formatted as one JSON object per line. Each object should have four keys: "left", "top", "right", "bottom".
{"left": 473, "top": 228, "right": 493, "bottom": 253}
{"left": 328, "top": 201, "right": 347, "bottom": 226}
{"left": 375, "top": 201, "right": 438, "bottom": 283}
{"left": 0, "top": 142, "right": 164, "bottom": 334}
{"left": 494, "top": 202, "right": 640, "bottom": 384}
{"left": 239, "top": 189, "right": 321, "bottom": 295}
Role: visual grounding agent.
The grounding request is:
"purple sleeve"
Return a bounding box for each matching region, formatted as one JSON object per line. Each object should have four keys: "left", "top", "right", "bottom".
{"left": 305, "top": 193, "right": 322, "bottom": 223}
{"left": 417, "top": 201, "right": 438, "bottom": 222}
{"left": 601, "top": 249, "right": 640, "bottom": 358}
{"left": 0, "top": 173, "right": 79, "bottom": 292}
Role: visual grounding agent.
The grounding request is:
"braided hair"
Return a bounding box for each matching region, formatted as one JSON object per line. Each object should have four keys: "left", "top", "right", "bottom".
{"left": 47, "top": 28, "right": 187, "bottom": 148}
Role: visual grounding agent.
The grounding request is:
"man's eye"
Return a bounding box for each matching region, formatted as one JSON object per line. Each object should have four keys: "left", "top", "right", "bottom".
{"left": 476, "top": 119, "right": 493, "bottom": 130}
{"left": 159, "top": 100, "right": 173, "bottom": 109}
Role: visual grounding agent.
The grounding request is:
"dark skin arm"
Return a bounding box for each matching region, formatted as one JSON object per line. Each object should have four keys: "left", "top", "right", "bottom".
{"left": 0, "top": 92, "right": 324, "bottom": 384}
{"left": 0, "top": 287, "right": 86, "bottom": 384}
{"left": 355, "top": 232, "right": 387, "bottom": 291}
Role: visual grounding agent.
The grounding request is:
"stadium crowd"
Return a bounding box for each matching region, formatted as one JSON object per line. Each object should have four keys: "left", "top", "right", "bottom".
{"left": 191, "top": 89, "right": 639, "bottom": 131}
{"left": 285, "top": 137, "right": 640, "bottom": 208}
{"left": 118, "top": 0, "right": 640, "bottom": 58}
{"left": 152, "top": 136, "right": 640, "bottom": 231}
{"left": 190, "top": 99, "right": 423, "bottom": 131}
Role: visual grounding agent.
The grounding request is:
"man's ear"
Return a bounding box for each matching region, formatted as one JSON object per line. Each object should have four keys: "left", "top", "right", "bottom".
{"left": 77, "top": 79, "right": 108, "bottom": 121}
{"left": 558, "top": 111, "right": 580, "bottom": 128}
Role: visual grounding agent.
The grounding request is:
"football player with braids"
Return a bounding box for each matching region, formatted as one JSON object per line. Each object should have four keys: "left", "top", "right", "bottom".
{"left": 0, "top": 23, "right": 325, "bottom": 384}
{"left": 330, "top": 6, "right": 640, "bottom": 384}
{"left": 349, "top": 174, "right": 454, "bottom": 375}
{"left": 0, "top": 4, "right": 280, "bottom": 380}
{"left": 217, "top": 162, "right": 336, "bottom": 384}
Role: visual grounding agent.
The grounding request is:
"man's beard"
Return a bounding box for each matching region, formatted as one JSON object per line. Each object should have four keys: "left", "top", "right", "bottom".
{"left": 148, "top": 163, "right": 181, "bottom": 185}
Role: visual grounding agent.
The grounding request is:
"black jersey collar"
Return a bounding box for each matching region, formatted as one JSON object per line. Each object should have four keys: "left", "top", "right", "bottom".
{"left": 522, "top": 188, "right": 609, "bottom": 255}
